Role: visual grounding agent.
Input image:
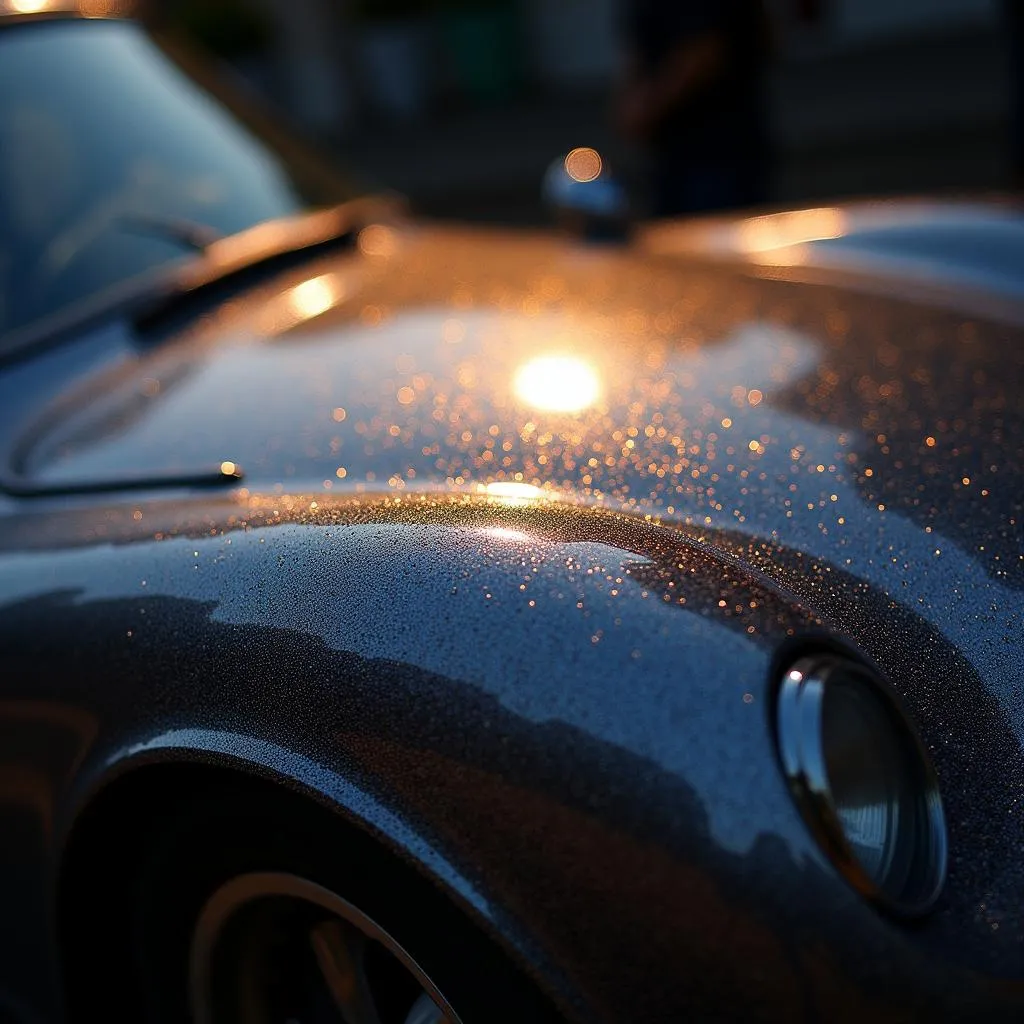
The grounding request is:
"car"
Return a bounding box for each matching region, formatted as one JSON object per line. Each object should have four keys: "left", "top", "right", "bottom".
{"left": 1, "top": 6, "right": 1023, "bottom": 1024}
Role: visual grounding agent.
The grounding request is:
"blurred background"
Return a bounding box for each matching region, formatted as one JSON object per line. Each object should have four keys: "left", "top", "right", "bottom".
{"left": 140, "top": 0, "right": 1022, "bottom": 224}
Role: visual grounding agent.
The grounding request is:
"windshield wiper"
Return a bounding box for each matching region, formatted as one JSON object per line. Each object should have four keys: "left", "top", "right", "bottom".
{"left": 0, "top": 461, "right": 244, "bottom": 499}
{"left": 116, "top": 213, "right": 223, "bottom": 252}
{"left": 130, "top": 210, "right": 365, "bottom": 337}
{"left": 0, "top": 194, "right": 403, "bottom": 367}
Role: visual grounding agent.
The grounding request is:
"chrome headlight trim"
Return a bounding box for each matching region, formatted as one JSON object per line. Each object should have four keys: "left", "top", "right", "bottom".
{"left": 776, "top": 653, "right": 948, "bottom": 916}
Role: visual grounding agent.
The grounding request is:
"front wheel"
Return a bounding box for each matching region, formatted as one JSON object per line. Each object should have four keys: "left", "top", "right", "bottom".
{"left": 128, "top": 784, "right": 562, "bottom": 1024}
{"left": 190, "top": 871, "right": 459, "bottom": 1024}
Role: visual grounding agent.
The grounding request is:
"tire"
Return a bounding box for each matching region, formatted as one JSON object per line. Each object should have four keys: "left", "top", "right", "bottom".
{"left": 127, "top": 782, "right": 562, "bottom": 1024}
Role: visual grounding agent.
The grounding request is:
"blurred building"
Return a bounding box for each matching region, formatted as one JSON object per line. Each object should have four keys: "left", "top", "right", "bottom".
{"left": 160, "top": 0, "right": 1012, "bottom": 221}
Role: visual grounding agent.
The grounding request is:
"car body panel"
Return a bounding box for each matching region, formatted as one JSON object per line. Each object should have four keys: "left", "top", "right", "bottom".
{"left": 642, "top": 198, "right": 1024, "bottom": 295}
{"left": 2, "top": 216, "right": 1024, "bottom": 1020}
{"left": 1, "top": 492, "right": 1023, "bottom": 1021}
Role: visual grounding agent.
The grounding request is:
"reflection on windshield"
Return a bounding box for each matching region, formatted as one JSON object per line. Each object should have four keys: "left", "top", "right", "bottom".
{"left": 0, "top": 18, "right": 357, "bottom": 339}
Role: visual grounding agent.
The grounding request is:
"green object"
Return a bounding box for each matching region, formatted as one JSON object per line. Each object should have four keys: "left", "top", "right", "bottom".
{"left": 441, "top": 4, "right": 519, "bottom": 103}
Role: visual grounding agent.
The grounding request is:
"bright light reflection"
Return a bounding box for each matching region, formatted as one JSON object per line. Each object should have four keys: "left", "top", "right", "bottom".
{"left": 9, "top": 0, "right": 51, "bottom": 11}
{"left": 736, "top": 208, "right": 846, "bottom": 253}
{"left": 513, "top": 355, "right": 600, "bottom": 413}
{"left": 483, "top": 526, "right": 532, "bottom": 542}
{"left": 564, "top": 147, "right": 603, "bottom": 183}
{"left": 484, "top": 481, "right": 542, "bottom": 501}
{"left": 287, "top": 274, "right": 337, "bottom": 321}
{"left": 747, "top": 242, "right": 812, "bottom": 268}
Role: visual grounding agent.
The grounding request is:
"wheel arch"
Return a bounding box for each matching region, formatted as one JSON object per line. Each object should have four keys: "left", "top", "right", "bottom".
{"left": 56, "top": 745, "right": 573, "bottom": 1021}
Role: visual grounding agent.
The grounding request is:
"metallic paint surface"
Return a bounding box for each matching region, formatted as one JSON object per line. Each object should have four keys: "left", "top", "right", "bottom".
{"left": 1, "top": 223, "right": 1022, "bottom": 1021}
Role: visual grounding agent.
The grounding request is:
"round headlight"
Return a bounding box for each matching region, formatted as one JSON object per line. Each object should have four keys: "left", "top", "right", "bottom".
{"left": 776, "top": 654, "right": 947, "bottom": 915}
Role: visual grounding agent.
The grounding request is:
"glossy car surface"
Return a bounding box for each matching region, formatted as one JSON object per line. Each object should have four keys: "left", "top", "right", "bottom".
{"left": 1, "top": 8, "right": 1023, "bottom": 1024}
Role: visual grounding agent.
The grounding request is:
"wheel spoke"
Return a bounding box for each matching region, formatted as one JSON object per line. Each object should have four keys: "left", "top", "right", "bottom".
{"left": 404, "top": 991, "right": 450, "bottom": 1024}
{"left": 309, "top": 918, "right": 383, "bottom": 1024}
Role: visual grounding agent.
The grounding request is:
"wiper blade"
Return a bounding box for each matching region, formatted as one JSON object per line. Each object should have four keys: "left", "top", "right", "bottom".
{"left": 134, "top": 195, "right": 404, "bottom": 329}
{"left": 0, "top": 460, "right": 244, "bottom": 499}
{"left": 116, "top": 213, "right": 223, "bottom": 252}
{"left": 130, "top": 210, "right": 364, "bottom": 335}
{"left": 0, "top": 195, "right": 403, "bottom": 366}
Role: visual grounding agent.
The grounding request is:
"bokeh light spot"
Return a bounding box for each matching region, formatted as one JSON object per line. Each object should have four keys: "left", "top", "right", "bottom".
{"left": 564, "top": 147, "right": 603, "bottom": 183}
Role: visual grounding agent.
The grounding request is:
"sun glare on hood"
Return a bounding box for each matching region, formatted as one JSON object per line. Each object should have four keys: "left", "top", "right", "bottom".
{"left": 513, "top": 355, "right": 601, "bottom": 413}
{"left": 484, "top": 481, "right": 543, "bottom": 502}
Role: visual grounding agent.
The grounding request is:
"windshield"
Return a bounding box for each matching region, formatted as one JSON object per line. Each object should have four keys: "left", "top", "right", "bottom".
{"left": 0, "top": 17, "right": 360, "bottom": 340}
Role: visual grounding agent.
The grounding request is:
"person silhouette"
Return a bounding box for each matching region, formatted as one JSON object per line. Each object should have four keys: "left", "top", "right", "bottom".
{"left": 616, "top": 0, "right": 773, "bottom": 218}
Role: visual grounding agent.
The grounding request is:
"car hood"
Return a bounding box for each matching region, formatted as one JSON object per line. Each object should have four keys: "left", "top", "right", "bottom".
{"left": 18, "top": 221, "right": 1024, "bottom": 717}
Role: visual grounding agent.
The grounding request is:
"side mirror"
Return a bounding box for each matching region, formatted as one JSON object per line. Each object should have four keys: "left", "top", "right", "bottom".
{"left": 542, "top": 148, "right": 630, "bottom": 243}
